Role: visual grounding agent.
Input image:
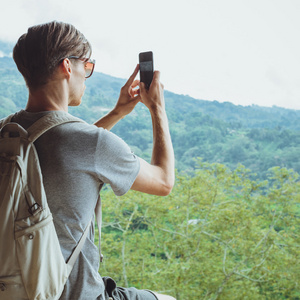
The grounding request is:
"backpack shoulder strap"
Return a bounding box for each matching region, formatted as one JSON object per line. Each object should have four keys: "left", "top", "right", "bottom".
{"left": 0, "top": 113, "right": 15, "bottom": 128}
{"left": 24, "top": 111, "right": 103, "bottom": 265}
{"left": 95, "top": 196, "right": 104, "bottom": 262}
{"left": 27, "top": 111, "right": 85, "bottom": 142}
{"left": 68, "top": 196, "right": 103, "bottom": 267}
{"left": 66, "top": 215, "right": 93, "bottom": 268}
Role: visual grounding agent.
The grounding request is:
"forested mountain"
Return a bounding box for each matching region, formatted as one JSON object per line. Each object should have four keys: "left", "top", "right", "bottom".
{"left": 1, "top": 54, "right": 299, "bottom": 178}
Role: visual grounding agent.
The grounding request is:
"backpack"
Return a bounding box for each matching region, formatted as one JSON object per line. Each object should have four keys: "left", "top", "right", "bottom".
{"left": 0, "top": 111, "right": 96, "bottom": 300}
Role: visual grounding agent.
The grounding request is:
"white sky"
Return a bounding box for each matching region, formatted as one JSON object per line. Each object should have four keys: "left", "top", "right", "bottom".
{"left": 0, "top": 0, "right": 300, "bottom": 110}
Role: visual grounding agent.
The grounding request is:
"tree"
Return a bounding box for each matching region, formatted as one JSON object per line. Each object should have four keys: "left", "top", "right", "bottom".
{"left": 99, "top": 161, "right": 300, "bottom": 299}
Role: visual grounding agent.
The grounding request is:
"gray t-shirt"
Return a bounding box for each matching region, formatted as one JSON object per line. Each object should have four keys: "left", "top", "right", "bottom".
{"left": 11, "top": 110, "right": 140, "bottom": 300}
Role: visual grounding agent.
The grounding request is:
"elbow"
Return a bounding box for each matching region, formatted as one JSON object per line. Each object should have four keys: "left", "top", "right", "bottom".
{"left": 160, "top": 178, "right": 174, "bottom": 196}
{"left": 161, "top": 186, "right": 173, "bottom": 196}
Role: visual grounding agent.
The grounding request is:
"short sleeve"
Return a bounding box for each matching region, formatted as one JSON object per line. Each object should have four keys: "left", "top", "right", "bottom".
{"left": 94, "top": 128, "right": 140, "bottom": 196}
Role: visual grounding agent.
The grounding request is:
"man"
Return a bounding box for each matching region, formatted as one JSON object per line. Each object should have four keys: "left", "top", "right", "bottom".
{"left": 10, "top": 21, "right": 175, "bottom": 300}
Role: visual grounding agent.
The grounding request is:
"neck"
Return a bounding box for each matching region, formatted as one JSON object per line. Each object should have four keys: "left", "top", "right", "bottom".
{"left": 26, "top": 80, "right": 69, "bottom": 112}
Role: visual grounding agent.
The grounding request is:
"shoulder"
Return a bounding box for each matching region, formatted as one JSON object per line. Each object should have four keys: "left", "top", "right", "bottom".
{"left": 54, "top": 119, "right": 131, "bottom": 150}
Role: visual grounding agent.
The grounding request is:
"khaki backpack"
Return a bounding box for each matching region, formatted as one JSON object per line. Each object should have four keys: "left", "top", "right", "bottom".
{"left": 0, "top": 112, "right": 94, "bottom": 300}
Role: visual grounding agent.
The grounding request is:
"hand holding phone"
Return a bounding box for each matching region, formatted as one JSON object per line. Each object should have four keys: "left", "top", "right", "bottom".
{"left": 139, "top": 51, "right": 154, "bottom": 90}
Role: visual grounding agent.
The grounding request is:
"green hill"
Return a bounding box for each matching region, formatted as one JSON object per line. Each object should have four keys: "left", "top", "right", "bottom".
{"left": 1, "top": 55, "right": 299, "bottom": 178}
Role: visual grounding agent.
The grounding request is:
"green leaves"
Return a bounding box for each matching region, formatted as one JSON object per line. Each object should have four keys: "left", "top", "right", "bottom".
{"left": 99, "top": 162, "right": 300, "bottom": 299}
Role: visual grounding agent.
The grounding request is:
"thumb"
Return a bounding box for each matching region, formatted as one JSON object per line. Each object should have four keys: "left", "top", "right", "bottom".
{"left": 140, "top": 81, "right": 145, "bottom": 89}
{"left": 140, "top": 81, "right": 147, "bottom": 95}
{"left": 131, "top": 94, "right": 141, "bottom": 104}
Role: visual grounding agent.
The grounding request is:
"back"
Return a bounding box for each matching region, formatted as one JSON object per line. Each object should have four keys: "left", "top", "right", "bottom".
{"left": 10, "top": 110, "right": 140, "bottom": 300}
{"left": 0, "top": 119, "right": 71, "bottom": 299}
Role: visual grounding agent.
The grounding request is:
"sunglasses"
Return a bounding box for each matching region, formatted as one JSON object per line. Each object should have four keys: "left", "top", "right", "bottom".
{"left": 67, "top": 56, "right": 96, "bottom": 78}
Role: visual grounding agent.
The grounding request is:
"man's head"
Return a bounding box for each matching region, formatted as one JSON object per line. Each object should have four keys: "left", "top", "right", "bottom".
{"left": 13, "top": 21, "right": 92, "bottom": 90}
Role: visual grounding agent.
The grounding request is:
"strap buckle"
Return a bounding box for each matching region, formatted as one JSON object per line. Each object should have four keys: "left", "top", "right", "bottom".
{"left": 28, "top": 203, "right": 43, "bottom": 215}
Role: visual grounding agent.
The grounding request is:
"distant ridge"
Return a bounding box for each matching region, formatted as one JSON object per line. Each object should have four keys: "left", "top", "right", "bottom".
{"left": 0, "top": 54, "right": 299, "bottom": 130}
{"left": 0, "top": 41, "right": 14, "bottom": 57}
{"left": 1, "top": 51, "right": 299, "bottom": 177}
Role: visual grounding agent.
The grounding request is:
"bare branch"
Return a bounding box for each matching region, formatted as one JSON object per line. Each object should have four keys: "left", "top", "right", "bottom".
{"left": 233, "top": 271, "right": 269, "bottom": 283}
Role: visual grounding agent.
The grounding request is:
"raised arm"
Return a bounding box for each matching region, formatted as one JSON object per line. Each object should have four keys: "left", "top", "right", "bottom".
{"left": 131, "top": 71, "right": 175, "bottom": 196}
{"left": 94, "top": 65, "right": 141, "bottom": 130}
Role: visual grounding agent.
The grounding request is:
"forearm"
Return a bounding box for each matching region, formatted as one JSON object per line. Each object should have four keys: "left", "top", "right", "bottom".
{"left": 94, "top": 109, "right": 124, "bottom": 130}
{"left": 149, "top": 106, "right": 175, "bottom": 190}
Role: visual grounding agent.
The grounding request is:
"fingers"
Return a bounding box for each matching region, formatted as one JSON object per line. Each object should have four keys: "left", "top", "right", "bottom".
{"left": 127, "top": 68, "right": 164, "bottom": 106}
{"left": 152, "top": 70, "right": 160, "bottom": 83}
{"left": 125, "top": 64, "right": 139, "bottom": 87}
{"left": 142, "top": 71, "right": 163, "bottom": 93}
{"left": 139, "top": 81, "right": 145, "bottom": 91}
{"left": 128, "top": 80, "right": 140, "bottom": 98}
{"left": 125, "top": 66, "right": 161, "bottom": 92}
{"left": 131, "top": 94, "right": 141, "bottom": 104}
{"left": 148, "top": 71, "right": 162, "bottom": 90}
{"left": 131, "top": 79, "right": 140, "bottom": 88}
{"left": 129, "top": 87, "right": 140, "bottom": 98}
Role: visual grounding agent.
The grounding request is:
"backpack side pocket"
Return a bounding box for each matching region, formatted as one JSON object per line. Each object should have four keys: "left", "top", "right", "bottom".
{"left": 15, "top": 214, "right": 70, "bottom": 300}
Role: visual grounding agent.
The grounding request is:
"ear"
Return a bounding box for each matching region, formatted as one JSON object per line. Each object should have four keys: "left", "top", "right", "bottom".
{"left": 61, "top": 58, "right": 72, "bottom": 79}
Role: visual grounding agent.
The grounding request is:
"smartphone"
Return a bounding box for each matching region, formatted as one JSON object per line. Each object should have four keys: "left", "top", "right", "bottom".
{"left": 139, "top": 51, "right": 154, "bottom": 89}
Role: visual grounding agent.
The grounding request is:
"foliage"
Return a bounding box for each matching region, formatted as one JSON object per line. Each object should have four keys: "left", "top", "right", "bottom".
{"left": 99, "top": 162, "right": 300, "bottom": 299}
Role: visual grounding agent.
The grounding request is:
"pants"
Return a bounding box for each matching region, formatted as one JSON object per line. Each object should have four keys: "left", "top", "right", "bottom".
{"left": 102, "top": 277, "right": 158, "bottom": 300}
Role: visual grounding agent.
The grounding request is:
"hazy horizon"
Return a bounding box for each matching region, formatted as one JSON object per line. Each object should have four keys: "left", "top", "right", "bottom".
{"left": 0, "top": 45, "right": 299, "bottom": 112}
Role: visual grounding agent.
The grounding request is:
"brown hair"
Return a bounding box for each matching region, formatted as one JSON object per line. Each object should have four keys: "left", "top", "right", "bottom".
{"left": 13, "top": 21, "right": 92, "bottom": 89}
